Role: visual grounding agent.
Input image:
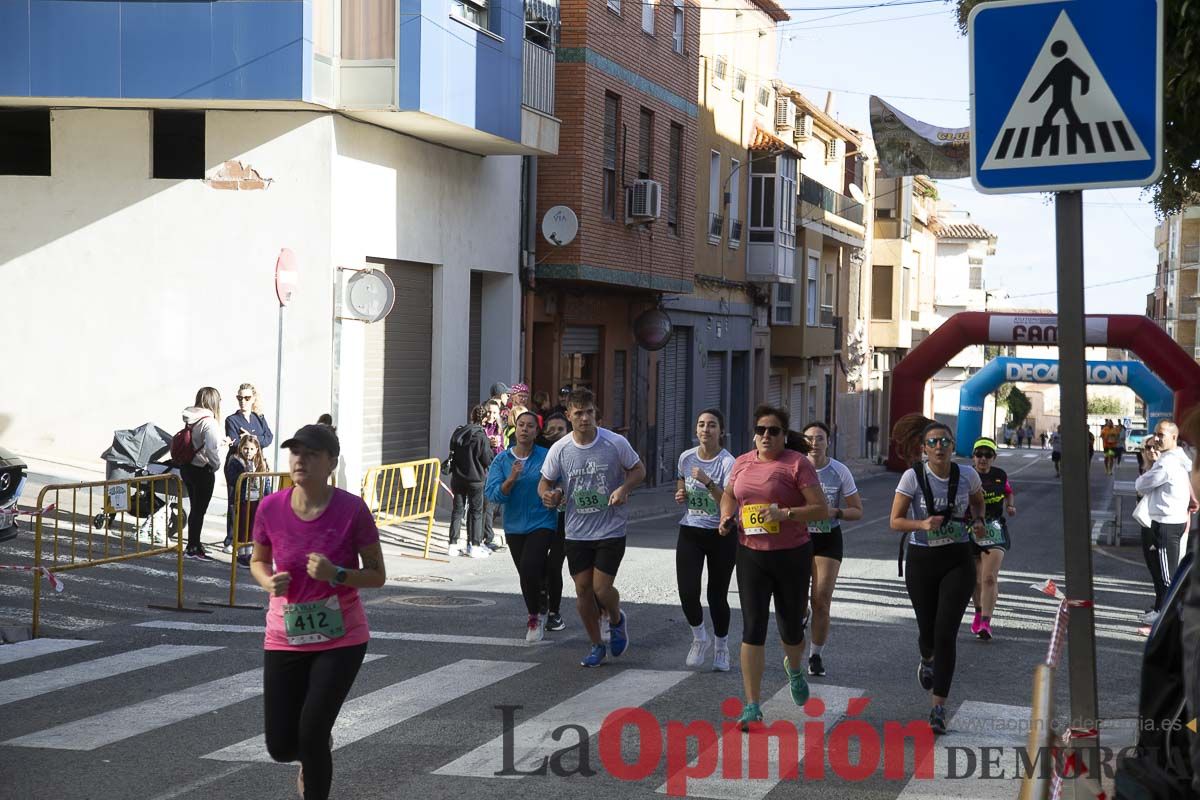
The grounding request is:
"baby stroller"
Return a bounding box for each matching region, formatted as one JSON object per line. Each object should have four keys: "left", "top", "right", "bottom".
{"left": 93, "top": 423, "right": 186, "bottom": 542}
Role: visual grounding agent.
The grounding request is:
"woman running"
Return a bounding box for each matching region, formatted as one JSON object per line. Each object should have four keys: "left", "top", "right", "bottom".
{"left": 720, "top": 405, "right": 828, "bottom": 729}
{"left": 249, "top": 423, "right": 386, "bottom": 800}
{"left": 889, "top": 415, "right": 986, "bottom": 735}
{"left": 801, "top": 422, "right": 863, "bottom": 677}
{"left": 485, "top": 410, "right": 561, "bottom": 643}
{"left": 674, "top": 409, "right": 737, "bottom": 671}
{"left": 969, "top": 438, "right": 1015, "bottom": 640}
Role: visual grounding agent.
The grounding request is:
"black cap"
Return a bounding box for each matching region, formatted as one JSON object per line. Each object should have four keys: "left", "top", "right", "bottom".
{"left": 559, "top": 385, "right": 572, "bottom": 395}
{"left": 490, "top": 382, "right": 511, "bottom": 397}
{"left": 281, "top": 424, "right": 340, "bottom": 457}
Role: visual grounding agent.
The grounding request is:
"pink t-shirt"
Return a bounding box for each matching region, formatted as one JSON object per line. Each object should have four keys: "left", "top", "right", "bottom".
{"left": 252, "top": 487, "right": 380, "bottom": 652}
{"left": 728, "top": 449, "right": 821, "bottom": 551}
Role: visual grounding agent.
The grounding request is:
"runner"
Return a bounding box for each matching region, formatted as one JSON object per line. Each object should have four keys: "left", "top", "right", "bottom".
{"left": 969, "top": 438, "right": 1015, "bottom": 641}
{"left": 1102, "top": 419, "right": 1120, "bottom": 476}
{"left": 249, "top": 423, "right": 386, "bottom": 800}
{"left": 674, "top": 409, "right": 737, "bottom": 671}
{"left": 1050, "top": 425, "right": 1063, "bottom": 478}
{"left": 539, "top": 388, "right": 645, "bottom": 667}
{"left": 485, "top": 411, "right": 560, "bottom": 643}
{"left": 801, "top": 421, "right": 863, "bottom": 677}
{"left": 889, "top": 414, "right": 986, "bottom": 735}
{"left": 536, "top": 412, "right": 571, "bottom": 631}
{"left": 719, "top": 405, "right": 828, "bottom": 729}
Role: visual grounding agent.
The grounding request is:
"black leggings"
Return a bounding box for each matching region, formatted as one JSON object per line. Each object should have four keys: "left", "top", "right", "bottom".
{"left": 1140, "top": 525, "right": 1170, "bottom": 611}
{"left": 179, "top": 463, "right": 215, "bottom": 550}
{"left": 508, "top": 529, "right": 556, "bottom": 616}
{"left": 736, "top": 542, "right": 813, "bottom": 647}
{"left": 540, "top": 517, "right": 566, "bottom": 614}
{"left": 904, "top": 542, "right": 975, "bottom": 698}
{"left": 676, "top": 525, "right": 738, "bottom": 637}
{"left": 264, "top": 643, "right": 367, "bottom": 800}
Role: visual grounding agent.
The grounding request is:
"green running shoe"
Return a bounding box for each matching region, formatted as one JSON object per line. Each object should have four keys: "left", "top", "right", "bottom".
{"left": 737, "top": 701, "right": 763, "bottom": 731}
{"left": 783, "top": 656, "right": 810, "bottom": 706}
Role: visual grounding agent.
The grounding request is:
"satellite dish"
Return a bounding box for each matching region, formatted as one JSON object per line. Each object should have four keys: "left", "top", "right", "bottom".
{"left": 542, "top": 205, "right": 579, "bottom": 247}
{"left": 848, "top": 183, "right": 865, "bottom": 205}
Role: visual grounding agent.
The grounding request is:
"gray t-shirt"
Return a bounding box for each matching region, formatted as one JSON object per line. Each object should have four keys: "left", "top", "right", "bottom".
{"left": 1050, "top": 432, "right": 1062, "bottom": 453}
{"left": 541, "top": 428, "right": 641, "bottom": 541}
{"left": 809, "top": 458, "right": 858, "bottom": 534}
{"left": 895, "top": 463, "right": 982, "bottom": 547}
{"left": 676, "top": 446, "right": 736, "bottom": 529}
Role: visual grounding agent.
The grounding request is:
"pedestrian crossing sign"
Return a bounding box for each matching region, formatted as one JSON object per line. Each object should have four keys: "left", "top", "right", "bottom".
{"left": 969, "top": 0, "right": 1162, "bottom": 194}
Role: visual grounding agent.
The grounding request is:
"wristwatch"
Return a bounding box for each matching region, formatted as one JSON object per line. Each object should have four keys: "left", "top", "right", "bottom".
{"left": 330, "top": 567, "right": 348, "bottom": 587}
{"left": 786, "top": 508, "right": 796, "bottom": 521}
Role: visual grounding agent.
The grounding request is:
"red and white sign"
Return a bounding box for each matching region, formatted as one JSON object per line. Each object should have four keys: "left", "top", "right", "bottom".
{"left": 987, "top": 315, "right": 1108, "bottom": 345}
{"left": 275, "top": 248, "right": 299, "bottom": 306}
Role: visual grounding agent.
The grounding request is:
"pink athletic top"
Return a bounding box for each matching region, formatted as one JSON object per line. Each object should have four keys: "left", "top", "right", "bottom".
{"left": 252, "top": 487, "right": 380, "bottom": 652}
{"left": 728, "top": 449, "right": 821, "bottom": 551}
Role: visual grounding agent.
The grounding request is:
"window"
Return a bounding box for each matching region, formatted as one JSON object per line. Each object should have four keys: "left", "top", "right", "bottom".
{"left": 152, "top": 110, "right": 205, "bottom": 179}
{"left": 775, "top": 284, "right": 793, "bottom": 324}
{"left": 778, "top": 155, "right": 796, "bottom": 249}
{"left": 910, "top": 253, "right": 921, "bottom": 321}
{"left": 822, "top": 261, "right": 835, "bottom": 323}
{"left": 806, "top": 254, "right": 819, "bottom": 326}
{"left": 638, "top": 108, "right": 654, "bottom": 180}
{"left": 728, "top": 158, "right": 741, "bottom": 246}
{"left": 734, "top": 70, "right": 747, "bottom": 98}
{"left": 969, "top": 265, "right": 983, "bottom": 290}
{"left": 708, "top": 150, "right": 721, "bottom": 242}
{"left": 712, "top": 56, "right": 728, "bottom": 87}
{"left": 902, "top": 265, "right": 912, "bottom": 321}
{"left": 872, "top": 265, "right": 893, "bottom": 320}
{"left": 668, "top": 123, "right": 682, "bottom": 233}
{"left": 672, "top": 0, "right": 684, "bottom": 53}
{"left": 603, "top": 93, "right": 620, "bottom": 220}
{"left": 344, "top": 0, "right": 398, "bottom": 55}
{"left": 642, "top": 0, "right": 654, "bottom": 33}
{"left": 609, "top": 0, "right": 620, "bottom": 14}
{"left": 749, "top": 155, "right": 775, "bottom": 243}
{"left": 0, "top": 108, "right": 51, "bottom": 176}
{"left": 757, "top": 85, "right": 771, "bottom": 109}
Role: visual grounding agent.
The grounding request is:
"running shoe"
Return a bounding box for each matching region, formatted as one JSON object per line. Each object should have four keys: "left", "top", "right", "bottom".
{"left": 486, "top": 541, "right": 507, "bottom": 553}
{"left": 736, "top": 701, "right": 763, "bottom": 731}
{"left": 929, "top": 704, "right": 948, "bottom": 736}
{"left": 236, "top": 552, "right": 252, "bottom": 568}
{"left": 222, "top": 543, "right": 233, "bottom": 555}
{"left": 447, "top": 543, "right": 465, "bottom": 557}
{"left": 609, "top": 612, "right": 629, "bottom": 657}
{"left": 808, "top": 653, "right": 826, "bottom": 677}
{"left": 685, "top": 638, "right": 711, "bottom": 668}
{"left": 978, "top": 620, "right": 993, "bottom": 641}
{"left": 545, "top": 612, "right": 566, "bottom": 631}
{"left": 917, "top": 659, "right": 935, "bottom": 692}
{"left": 192, "top": 546, "right": 215, "bottom": 562}
{"left": 1139, "top": 608, "right": 1160, "bottom": 625}
{"left": 526, "top": 614, "right": 545, "bottom": 644}
{"left": 469, "top": 545, "right": 491, "bottom": 559}
{"left": 782, "top": 656, "right": 810, "bottom": 705}
{"left": 712, "top": 642, "right": 731, "bottom": 672}
{"left": 970, "top": 612, "right": 983, "bottom": 636}
{"left": 183, "top": 548, "right": 197, "bottom": 560}
{"left": 581, "top": 643, "right": 607, "bottom": 668}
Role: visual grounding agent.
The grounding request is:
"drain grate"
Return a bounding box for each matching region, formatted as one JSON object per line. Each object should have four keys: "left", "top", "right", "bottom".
{"left": 391, "top": 595, "right": 493, "bottom": 608}
{"left": 392, "top": 575, "right": 452, "bottom": 584}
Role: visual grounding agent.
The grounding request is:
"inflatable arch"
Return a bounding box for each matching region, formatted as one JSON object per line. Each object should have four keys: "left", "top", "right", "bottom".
{"left": 955, "top": 357, "right": 1173, "bottom": 457}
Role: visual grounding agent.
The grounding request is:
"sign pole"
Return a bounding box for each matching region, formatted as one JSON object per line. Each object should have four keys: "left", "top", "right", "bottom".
{"left": 274, "top": 303, "right": 283, "bottom": 471}
{"left": 1055, "top": 190, "right": 1099, "bottom": 787}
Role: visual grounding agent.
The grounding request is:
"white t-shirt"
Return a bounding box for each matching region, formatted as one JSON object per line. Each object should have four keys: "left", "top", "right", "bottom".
{"left": 676, "top": 447, "right": 736, "bottom": 529}
{"left": 541, "top": 428, "right": 641, "bottom": 541}
{"left": 809, "top": 458, "right": 858, "bottom": 533}
{"left": 895, "top": 463, "right": 982, "bottom": 547}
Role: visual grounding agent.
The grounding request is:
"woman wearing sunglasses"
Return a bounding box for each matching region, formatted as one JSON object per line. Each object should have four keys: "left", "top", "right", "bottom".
{"left": 224, "top": 383, "right": 274, "bottom": 552}
{"left": 720, "top": 405, "right": 828, "bottom": 730}
{"left": 969, "top": 438, "right": 1015, "bottom": 640}
{"left": 889, "top": 417, "right": 986, "bottom": 735}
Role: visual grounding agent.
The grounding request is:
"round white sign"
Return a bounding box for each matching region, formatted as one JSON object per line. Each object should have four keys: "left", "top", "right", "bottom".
{"left": 542, "top": 205, "right": 579, "bottom": 247}
{"left": 346, "top": 269, "right": 396, "bottom": 323}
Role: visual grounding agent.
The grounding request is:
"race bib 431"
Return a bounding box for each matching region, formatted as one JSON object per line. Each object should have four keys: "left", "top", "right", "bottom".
{"left": 687, "top": 488, "right": 718, "bottom": 516}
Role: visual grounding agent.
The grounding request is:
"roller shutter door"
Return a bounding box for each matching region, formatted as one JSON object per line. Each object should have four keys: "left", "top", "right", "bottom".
{"left": 767, "top": 374, "right": 784, "bottom": 408}
{"left": 563, "top": 325, "right": 601, "bottom": 354}
{"left": 704, "top": 352, "right": 725, "bottom": 415}
{"left": 656, "top": 328, "right": 691, "bottom": 483}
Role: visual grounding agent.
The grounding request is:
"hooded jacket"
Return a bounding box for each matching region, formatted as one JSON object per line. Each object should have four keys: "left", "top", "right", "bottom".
{"left": 181, "top": 407, "right": 223, "bottom": 471}
{"left": 1134, "top": 447, "right": 1194, "bottom": 524}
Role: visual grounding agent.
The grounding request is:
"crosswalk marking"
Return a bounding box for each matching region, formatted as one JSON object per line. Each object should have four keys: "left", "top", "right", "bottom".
{"left": 0, "top": 638, "right": 98, "bottom": 666}
{"left": 1022, "top": 454, "right": 1039, "bottom": 459}
{"left": 204, "top": 658, "right": 534, "bottom": 762}
{"left": 135, "top": 620, "right": 551, "bottom": 648}
{"left": 3, "top": 654, "right": 385, "bottom": 750}
{"left": 657, "top": 682, "right": 865, "bottom": 800}
{"left": 894, "top": 701, "right": 1031, "bottom": 798}
{"left": 0, "top": 644, "right": 219, "bottom": 707}
{"left": 434, "top": 668, "right": 692, "bottom": 779}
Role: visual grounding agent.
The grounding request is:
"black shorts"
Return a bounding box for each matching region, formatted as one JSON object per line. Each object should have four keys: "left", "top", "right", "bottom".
{"left": 1051, "top": 452, "right": 1062, "bottom": 462}
{"left": 565, "top": 536, "right": 627, "bottom": 577}
{"left": 810, "top": 526, "right": 844, "bottom": 562}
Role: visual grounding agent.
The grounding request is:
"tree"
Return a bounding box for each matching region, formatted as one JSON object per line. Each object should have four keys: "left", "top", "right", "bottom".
{"left": 1005, "top": 385, "right": 1032, "bottom": 426}
{"left": 951, "top": 0, "right": 1200, "bottom": 216}
{"left": 1087, "top": 396, "right": 1126, "bottom": 415}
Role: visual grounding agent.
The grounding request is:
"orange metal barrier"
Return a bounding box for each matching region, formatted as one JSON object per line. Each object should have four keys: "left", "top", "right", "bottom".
{"left": 360, "top": 458, "right": 441, "bottom": 560}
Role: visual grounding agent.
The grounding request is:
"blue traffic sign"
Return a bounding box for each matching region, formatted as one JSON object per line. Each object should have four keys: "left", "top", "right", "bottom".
{"left": 969, "top": 0, "right": 1162, "bottom": 194}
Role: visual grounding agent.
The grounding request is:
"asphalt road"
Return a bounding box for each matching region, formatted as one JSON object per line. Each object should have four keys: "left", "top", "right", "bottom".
{"left": 0, "top": 449, "right": 1161, "bottom": 799}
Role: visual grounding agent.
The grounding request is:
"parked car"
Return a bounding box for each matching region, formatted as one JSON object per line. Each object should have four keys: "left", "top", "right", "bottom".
{"left": 1126, "top": 428, "right": 1149, "bottom": 453}
{"left": 0, "top": 446, "right": 28, "bottom": 543}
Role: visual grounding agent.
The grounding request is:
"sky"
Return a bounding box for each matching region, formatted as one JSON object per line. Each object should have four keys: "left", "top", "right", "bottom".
{"left": 769, "top": 0, "right": 1160, "bottom": 315}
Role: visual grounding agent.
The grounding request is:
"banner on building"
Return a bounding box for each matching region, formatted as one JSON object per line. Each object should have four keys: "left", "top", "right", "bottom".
{"left": 869, "top": 96, "right": 970, "bottom": 180}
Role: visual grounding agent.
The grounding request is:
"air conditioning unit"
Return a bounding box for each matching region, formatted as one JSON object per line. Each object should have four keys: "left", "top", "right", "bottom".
{"left": 626, "top": 179, "right": 662, "bottom": 222}
{"left": 775, "top": 97, "right": 797, "bottom": 132}
{"left": 825, "top": 137, "right": 844, "bottom": 163}
{"left": 708, "top": 213, "right": 724, "bottom": 239}
{"left": 793, "top": 113, "right": 813, "bottom": 143}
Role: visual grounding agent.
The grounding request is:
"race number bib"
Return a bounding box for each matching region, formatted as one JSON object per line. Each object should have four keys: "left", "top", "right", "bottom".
{"left": 741, "top": 504, "right": 780, "bottom": 536}
{"left": 283, "top": 596, "right": 345, "bottom": 646}
{"left": 808, "top": 518, "right": 833, "bottom": 535}
{"left": 926, "top": 521, "right": 966, "bottom": 547}
{"left": 687, "top": 488, "right": 718, "bottom": 516}
{"left": 973, "top": 520, "right": 1006, "bottom": 547}
{"left": 573, "top": 489, "right": 608, "bottom": 513}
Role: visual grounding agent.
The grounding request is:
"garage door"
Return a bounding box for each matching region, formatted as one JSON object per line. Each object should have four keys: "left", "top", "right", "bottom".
{"left": 704, "top": 351, "right": 725, "bottom": 415}
{"left": 363, "top": 260, "right": 433, "bottom": 466}
{"left": 767, "top": 373, "right": 784, "bottom": 408}
{"left": 656, "top": 328, "right": 691, "bottom": 483}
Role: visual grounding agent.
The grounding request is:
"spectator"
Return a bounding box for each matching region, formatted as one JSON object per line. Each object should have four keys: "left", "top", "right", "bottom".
{"left": 482, "top": 400, "right": 504, "bottom": 455}
{"left": 1024, "top": 424, "right": 1034, "bottom": 449}
{"left": 1040, "top": 431, "right": 1048, "bottom": 449}
{"left": 225, "top": 383, "right": 273, "bottom": 455}
{"left": 446, "top": 405, "right": 495, "bottom": 558}
{"left": 1016, "top": 427, "right": 1025, "bottom": 449}
{"left": 553, "top": 385, "right": 572, "bottom": 416}
{"left": 1135, "top": 420, "right": 1196, "bottom": 596}
{"left": 490, "top": 382, "right": 512, "bottom": 425}
{"left": 1136, "top": 437, "right": 1168, "bottom": 622}
{"left": 179, "top": 387, "right": 226, "bottom": 561}
{"left": 223, "top": 432, "right": 271, "bottom": 565}
{"left": 533, "top": 391, "right": 553, "bottom": 420}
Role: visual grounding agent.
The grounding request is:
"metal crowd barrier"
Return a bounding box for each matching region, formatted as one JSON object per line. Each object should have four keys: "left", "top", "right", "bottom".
{"left": 32, "top": 473, "right": 196, "bottom": 637}
{"left": 361, "top": 458, "right": 441, "bottom": 560}
{"left": 201, "top": 470, "right": 293, "bottom": 610}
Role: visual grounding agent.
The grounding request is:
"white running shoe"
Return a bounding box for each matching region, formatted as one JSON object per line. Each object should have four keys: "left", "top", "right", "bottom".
{"left": 685, "top": 638, "right": 712, "bottom": 668}
{"left": 526, "top": 615, "right": 545, "bottom": 643}
{"left": 469, "top": 545, "right": 491, "bottom": 559}
{"left": 448, "top": 543, "right": 465, "bottom": 557}
{"left": 712, "top": 642, "right": 731, "bottom": 672}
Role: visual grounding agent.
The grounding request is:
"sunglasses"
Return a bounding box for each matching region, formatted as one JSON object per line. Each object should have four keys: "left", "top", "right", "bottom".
{"left": 755, "top": 425, "right": 783, "bottom": 437}
{"left": 973, "top": 450, "right": 995, "bottom": 459}
{"left": 925, "top": 436, "right": 953, "bottom": 448}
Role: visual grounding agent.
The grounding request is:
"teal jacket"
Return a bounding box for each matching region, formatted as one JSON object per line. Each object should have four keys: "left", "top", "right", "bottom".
{"left": 485, "top": 445, "right": 557, "bottom": 535}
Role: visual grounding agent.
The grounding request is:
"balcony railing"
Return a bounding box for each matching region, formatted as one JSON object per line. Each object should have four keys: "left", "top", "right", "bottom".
{"left": 522, "top": 40, "right": 555, "bottom": 116}
{"left": 800, "top": 174, "right": 863, "bottom": 226}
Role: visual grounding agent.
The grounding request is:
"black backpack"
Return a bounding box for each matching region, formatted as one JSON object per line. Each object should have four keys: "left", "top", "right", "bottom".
{"left": 897, "top": 462, "right": 961, "bottom": 577}
{"left": 445, "top": 425, "right": 476, "bottom": 478}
